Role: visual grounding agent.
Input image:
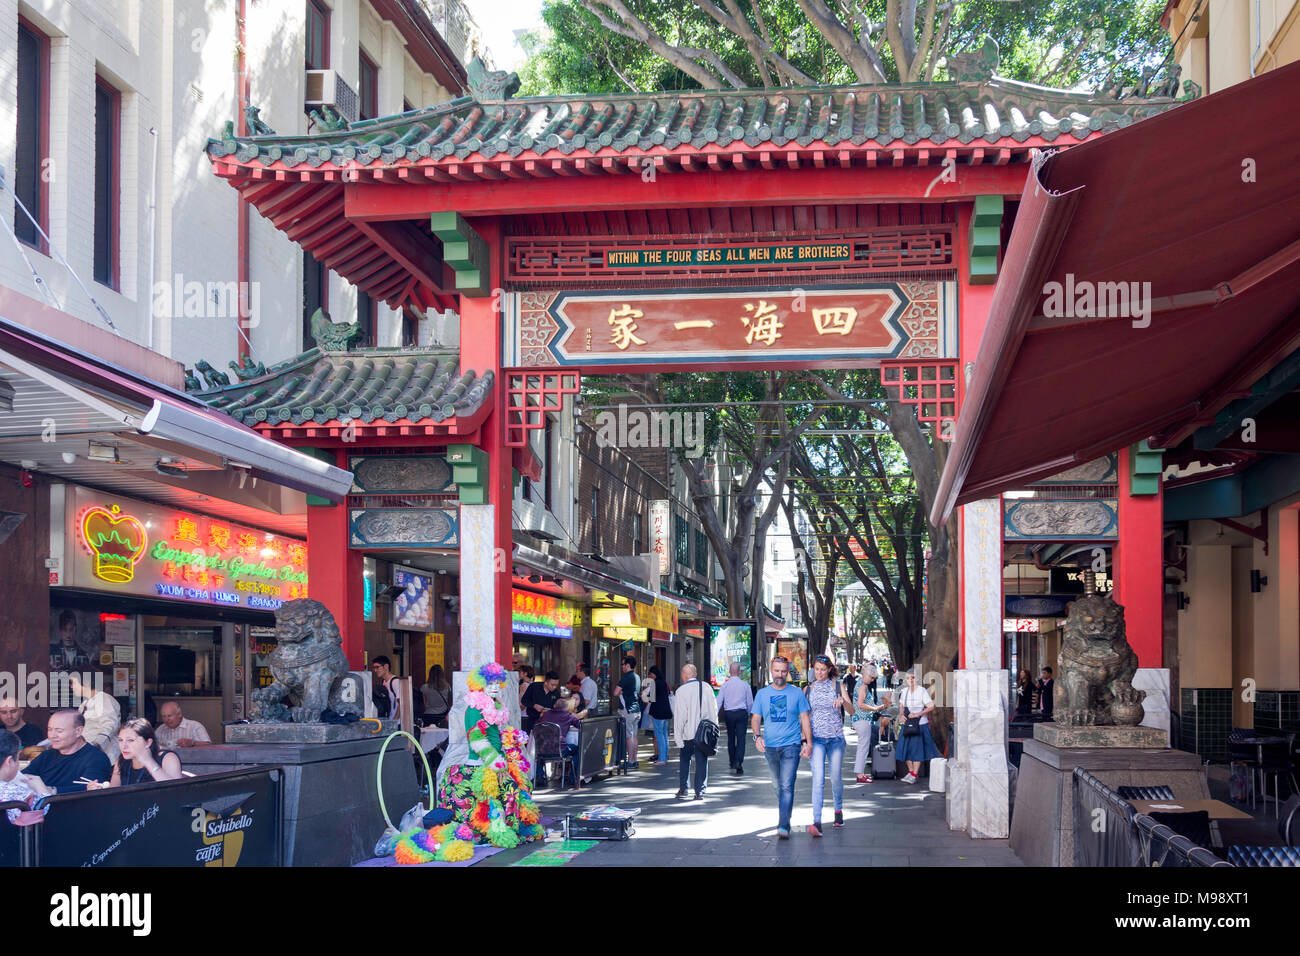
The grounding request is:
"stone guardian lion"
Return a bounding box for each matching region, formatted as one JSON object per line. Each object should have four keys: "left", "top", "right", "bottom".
{"left": 249, "top": 599, "right": 361, "bottom": 723}
{"left": 1055, "top": 593, "right": 1146, "bottom": 727}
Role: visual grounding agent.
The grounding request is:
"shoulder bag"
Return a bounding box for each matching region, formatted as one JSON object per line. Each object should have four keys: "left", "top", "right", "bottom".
{"left": 691, "top": 681, "right": 719, "bottom": 756}
{"left": 901, "top": 689, "right": 922, "bottom": 737}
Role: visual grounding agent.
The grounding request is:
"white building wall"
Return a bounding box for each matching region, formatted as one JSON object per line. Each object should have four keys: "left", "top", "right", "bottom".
{"left": 2, "top": 0, "right": 464, "bottom": 377}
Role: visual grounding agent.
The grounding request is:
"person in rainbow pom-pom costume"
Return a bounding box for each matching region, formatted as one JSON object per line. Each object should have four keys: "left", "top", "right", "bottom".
{"left": 394, "top": 661, "right": 544, "bottom": 863}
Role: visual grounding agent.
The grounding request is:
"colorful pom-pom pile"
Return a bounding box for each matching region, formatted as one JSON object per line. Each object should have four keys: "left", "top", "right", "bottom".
{"left": 392, "top": 661, "right": 544, "bottom": 864}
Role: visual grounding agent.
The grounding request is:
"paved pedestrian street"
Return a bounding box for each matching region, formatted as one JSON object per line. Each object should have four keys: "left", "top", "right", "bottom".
{"left": 482, "top": 728, "right": 1023, "bottom": 867}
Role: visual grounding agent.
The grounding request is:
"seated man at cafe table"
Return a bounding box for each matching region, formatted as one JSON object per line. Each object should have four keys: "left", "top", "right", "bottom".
{"left": 538, "top": 693, "right": 588, "bottom": 788}
{"left": 20, "top": 710, "right": 111, "bottom": 795}
{"left": 154, "top": 701, "right": 211, "bottom": 749}
{"left": 0, "top": 696, "right": 45, "bottom": 748}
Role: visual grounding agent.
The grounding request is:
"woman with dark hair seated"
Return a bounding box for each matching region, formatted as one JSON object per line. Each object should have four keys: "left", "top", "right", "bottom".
{"left": 84, "top": 718, "right": 183, "bottom": 789}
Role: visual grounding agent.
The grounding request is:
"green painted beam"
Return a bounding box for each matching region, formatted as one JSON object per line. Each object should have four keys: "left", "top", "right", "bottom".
{"left": 448, "top": 443, "right": 488, "bottom": 503}
{"left": 1129, "top": 440, "right": 1164, "bottom": 495}
{"left": 430, "top": 211, "right": 490, "bottom": 297}
{"left": 968, "top": 195, "right": 1003, "bottom": 285}
{"left": 1194, "top": 348, "right": 1300, "bottom": 450}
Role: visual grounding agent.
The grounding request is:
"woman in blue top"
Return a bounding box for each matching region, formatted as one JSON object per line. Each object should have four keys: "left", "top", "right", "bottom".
{"left": 804, "top": 655, "right": 855, "bottom": 834}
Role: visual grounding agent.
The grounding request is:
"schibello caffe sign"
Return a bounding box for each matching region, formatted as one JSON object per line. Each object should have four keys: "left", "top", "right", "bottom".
{"left": 64, "top": 487, "right": 308, "bottom": 611}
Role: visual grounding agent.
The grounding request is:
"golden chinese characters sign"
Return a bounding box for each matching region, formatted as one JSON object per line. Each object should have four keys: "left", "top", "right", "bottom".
{"left": 504, "top": 284, "right": 955, "bottom": 370}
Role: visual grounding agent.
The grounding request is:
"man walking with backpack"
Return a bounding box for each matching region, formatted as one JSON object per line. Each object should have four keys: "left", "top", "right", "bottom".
{"left": 751, "top": 656, "right": 812, "bottom": 839}
{"left": 673, "top": 664, "right": 718, "bottom": 800}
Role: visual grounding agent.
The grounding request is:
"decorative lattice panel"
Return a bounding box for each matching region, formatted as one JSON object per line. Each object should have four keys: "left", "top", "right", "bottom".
{"left": 505, "top": 370, "right": 581, "bottom": 448}
{"left": 880, "top": 360, "right": 959, "bottom": 439}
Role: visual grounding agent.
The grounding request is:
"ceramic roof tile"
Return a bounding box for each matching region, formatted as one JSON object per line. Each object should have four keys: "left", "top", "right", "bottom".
{"left": 206, "top": 76, "right": 1188, "bottom": 180}
{"left": 194, "top": 348, "right": 492, "bottom": 428}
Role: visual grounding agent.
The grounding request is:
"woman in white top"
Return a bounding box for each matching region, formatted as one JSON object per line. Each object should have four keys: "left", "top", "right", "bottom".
{"left": 893, "top": 669, "right": 940, "bottom": 784}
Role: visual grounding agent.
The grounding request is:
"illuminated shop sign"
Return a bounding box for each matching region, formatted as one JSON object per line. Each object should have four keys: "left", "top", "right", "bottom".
{"left": 66, "top": 487, "right": 307, "bottom": 612}
{"left": 511, "top": 588, "right": 579, "bottom": 639}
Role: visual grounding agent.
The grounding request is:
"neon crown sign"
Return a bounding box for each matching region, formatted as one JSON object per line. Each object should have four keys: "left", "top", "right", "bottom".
{"left": 81, "top": 504, "right": 148, "bottom": 583}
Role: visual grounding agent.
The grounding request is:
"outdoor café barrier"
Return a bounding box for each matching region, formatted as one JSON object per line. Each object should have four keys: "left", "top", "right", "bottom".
{"left": 0, "top": 801, "right": 29, "bottom": 867}
{"left": 1073, "top": 767, "right": 1139, "bottom": 866}
{"left": 7, "top": 766, "right": 284, "bottom": 867}
{"left": 1072, "top": 767, "right": 1231, "bottom": 867}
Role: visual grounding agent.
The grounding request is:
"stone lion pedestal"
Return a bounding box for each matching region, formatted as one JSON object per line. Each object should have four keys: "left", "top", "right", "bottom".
{"left": 1008, "top": 594, "right": 1203, "bottom": 866}
{"left": 182, "top": 599, "right": 420, "bottom": 866}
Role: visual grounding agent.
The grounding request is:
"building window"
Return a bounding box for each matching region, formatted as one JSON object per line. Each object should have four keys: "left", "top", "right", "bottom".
{"left": 521, "top": 475, "right": 532, "bottom": 502}
{"left": 400, "top": 307, "right": 419, "bottom": 346}
{"left": 356, "top": 289, "right": 376, "bottom": 345}
{"left": 302, "top": 251, "right": 327, "bottom": 348}
{"left": 359, "top": 51, "right": 378, "bottom": 120}
{"left": 93, "top": 77, "right": 121, "bottom": 289}
{"left": 694, "top": 528, "right": 708, "bottom": 575}
{"left": 591, "top": 486, "right": 601, "bottom": 554}
{"left": 14, "top": 19, "right": 49, "bottom": 250}
{"left": 675, "top": 514, "right": 690, "bottom": 567}
{"left": 632, "top": 512, "right": 642, "bottom": 555}
{"left": 305, "top": 0, "right": 330, "bottom": 71}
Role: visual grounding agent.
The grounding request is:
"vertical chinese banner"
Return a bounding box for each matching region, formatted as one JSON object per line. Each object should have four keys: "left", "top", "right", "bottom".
{"left": 650, "top": 500, "right": 670, "bottom": 575}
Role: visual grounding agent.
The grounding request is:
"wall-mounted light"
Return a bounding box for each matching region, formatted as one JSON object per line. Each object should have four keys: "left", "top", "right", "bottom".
{"left": 1250, "top": 569, "right": 1268, "bottom": 593}
{"left": 1175, "top": 592, "right": 1191, "bottom": 611}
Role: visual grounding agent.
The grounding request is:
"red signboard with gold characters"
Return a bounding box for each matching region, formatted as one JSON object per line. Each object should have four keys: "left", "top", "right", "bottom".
{"left": 64, "top": 487, "right": 308, "bottom": 612}
{"left": 504, "top": 282, "right": 955, "bottom": 370}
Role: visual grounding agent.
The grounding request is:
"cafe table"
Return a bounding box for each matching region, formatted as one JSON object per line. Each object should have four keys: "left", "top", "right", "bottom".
{"left": 1127, "top": 798, "right": 1253, "bottom": 820}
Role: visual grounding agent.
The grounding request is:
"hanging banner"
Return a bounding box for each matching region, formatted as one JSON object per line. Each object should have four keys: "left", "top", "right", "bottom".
{"left": 650, "top": 500, "right": 670, "bottom": 574}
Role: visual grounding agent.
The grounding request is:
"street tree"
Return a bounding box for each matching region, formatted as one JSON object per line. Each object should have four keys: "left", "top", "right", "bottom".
{"left": 519, "top": 0, "right": 1172, "bottom": 95}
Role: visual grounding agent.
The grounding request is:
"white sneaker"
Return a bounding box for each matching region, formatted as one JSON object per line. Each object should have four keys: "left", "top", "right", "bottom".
{"left": 902, "top": 773, "right": 917, "bottom": 784}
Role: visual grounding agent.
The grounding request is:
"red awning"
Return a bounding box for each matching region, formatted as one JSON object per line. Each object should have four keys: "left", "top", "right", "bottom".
{"left": 934, "top": 60, "right": 1300, "bottom": 525}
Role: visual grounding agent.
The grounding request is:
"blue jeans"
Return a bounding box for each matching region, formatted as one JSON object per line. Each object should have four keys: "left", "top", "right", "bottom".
{"left": 653, "top": 718, "right": 670, "bottom": 762}
{"left": 763, "top": 743, "right": 802, "bottom": 831}
{"left": 810, "top": 735, "right": 846, "bottom": 823}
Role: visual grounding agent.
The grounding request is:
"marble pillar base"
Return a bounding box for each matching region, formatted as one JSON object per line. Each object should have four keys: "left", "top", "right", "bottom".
{"left": 1008, "top": 738, "right": 1208, "bottom": 867}
{"left": 1134, "top": 668, "right": 1171, "bottom": 733}
{"left": 946, "top": 669, "right": 1010, "bottom": 838}
{"left": 1034, "top": 723, "right": 1169, "bottom": 748}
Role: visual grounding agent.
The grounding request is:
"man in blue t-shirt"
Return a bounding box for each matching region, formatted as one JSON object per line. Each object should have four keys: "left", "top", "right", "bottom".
{"left": 751, "top": 657, "right": 812, "bottom": 839}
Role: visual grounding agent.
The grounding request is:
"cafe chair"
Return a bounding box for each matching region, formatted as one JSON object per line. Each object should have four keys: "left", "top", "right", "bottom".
{"left": 1148, "top": 810, "right": 1213, "bottom": 852}
{"left": 1227, "top": 730, "right": 1260, "bottom": 809}
{"left": 1226, "top": 845, "right": 1300, "bottom": 867}
{"left": 1117, "top": 785, "right": 1175, "bottom": 800}
{"left": 1258, "top": 734, "right": 1298, "bottom": 819}
{"left": 530, "top": 721, "right": 578, "bottom": 791}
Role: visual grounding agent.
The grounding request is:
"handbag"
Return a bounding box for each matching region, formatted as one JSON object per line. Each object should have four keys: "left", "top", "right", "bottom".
{"left": 691, "top": 681, "right": 719, "bottom": 757}
{"left": 901, "top": 690, "right": 922, "bottom": 737}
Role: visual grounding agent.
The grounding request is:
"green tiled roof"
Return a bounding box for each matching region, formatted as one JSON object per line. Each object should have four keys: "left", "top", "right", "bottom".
{"left": 206, "top": 75, "right": 1188, "bottom": 179}
{"left": 194, "top": 347, "right": 492, "bottom": 428}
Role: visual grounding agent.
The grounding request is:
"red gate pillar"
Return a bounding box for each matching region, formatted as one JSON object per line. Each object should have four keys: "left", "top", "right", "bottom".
{"left": 1114, "top": 446, "right": 1163, "bottom": 666}
{"left": 307, "top": 453, "right": 365, "bottom": 667}
{"left": 457, "top": 218, "right": 513, "bottom": 667}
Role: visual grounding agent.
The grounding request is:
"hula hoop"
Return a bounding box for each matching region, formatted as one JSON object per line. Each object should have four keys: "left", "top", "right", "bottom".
{"left": 376, "top": 730, "right": 434, "bottom": 831}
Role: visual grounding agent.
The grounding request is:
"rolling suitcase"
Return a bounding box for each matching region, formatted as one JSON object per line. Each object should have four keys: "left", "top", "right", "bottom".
{"left": 872, "top": 726, "right": 897, "bottom": 780}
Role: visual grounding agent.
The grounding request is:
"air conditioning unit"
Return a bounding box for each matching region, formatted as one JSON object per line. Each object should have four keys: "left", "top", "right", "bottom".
{"left": 305, "top": 69, "right": 359, "bottom": 123}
